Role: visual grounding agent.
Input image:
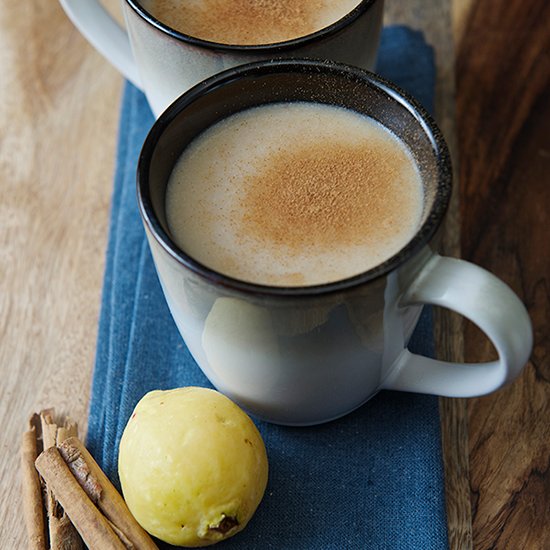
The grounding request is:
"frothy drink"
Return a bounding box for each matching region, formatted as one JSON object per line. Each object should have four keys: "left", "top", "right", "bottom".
{"left": 141, "top": 0, "right": 363, "bottom": 45}
{"left": 165, "top": 103, "right": 424, "bottom": 287}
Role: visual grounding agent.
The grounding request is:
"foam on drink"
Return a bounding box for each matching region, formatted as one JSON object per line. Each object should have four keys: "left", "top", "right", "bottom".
{"left": 141, "top": 0, "right": 363, "bottom": 45}
{"left": 165, "top": 102, "right": 424, "bottom": 287}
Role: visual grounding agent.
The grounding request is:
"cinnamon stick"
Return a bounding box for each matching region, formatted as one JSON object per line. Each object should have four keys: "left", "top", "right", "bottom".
{"left": 40, "top": 409, "right": 57, "bottom": 450}
{"left": 58, "top": 437, "right": 158, "bottom": 550}
{"left": 106, "top": 518, "right": 135, "bottom": 549}
{"left": 39, "top": 410, "right": 83, "bottom": 550}
{"left": 57, "top": 418, "right": 78, "bottom": 446}
{"left": 35, "top": 446, "right": 127, "bottom": 550}
{"left": 20, "top": 415, "right": 46, "bottom": 550}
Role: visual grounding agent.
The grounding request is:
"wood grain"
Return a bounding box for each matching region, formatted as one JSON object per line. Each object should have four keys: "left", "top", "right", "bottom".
{"left": 456, "top": 1, "right": 550, "bottom": 548}
{"left": 0, "top": 0, "right": 122, "bottom": 547}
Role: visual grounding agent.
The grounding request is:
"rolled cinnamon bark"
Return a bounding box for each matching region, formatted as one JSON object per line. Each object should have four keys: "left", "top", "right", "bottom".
{"left": 39, "top": 411, "right": 83, "bottom": 550}
{"left": 20, "top": 417, "right": 47, "bottom": 550}
{"left": 35, "top": 446, "right": 126, "bottom": 550}
{"left": 58, "top": 437, "right": 158, "bottom": 550}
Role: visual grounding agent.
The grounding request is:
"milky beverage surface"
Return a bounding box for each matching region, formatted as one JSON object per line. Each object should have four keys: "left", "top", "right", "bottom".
{"left": 140, "top": 0, "right": 362, "bottom": 45}
{"left": 165, "top": 103, "right": 424, "bottom": 287}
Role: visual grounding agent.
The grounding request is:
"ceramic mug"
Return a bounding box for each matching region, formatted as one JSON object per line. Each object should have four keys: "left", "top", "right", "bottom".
{"left": 137, "top": 60, "right": 533, "bottom": 425}
{"left": 59, "top": 0, "right": 384, "bottom": 116}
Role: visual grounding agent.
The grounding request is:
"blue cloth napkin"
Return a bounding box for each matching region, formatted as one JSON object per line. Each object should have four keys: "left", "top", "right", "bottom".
{"left": 87, "top": 26, "right": 448, "bottom": 549}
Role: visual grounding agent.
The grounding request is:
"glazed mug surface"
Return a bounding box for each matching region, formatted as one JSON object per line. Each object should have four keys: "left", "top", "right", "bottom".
{"left": 59, "top": 0, "right": 384, "bottom": 116}
{"left": 137, "top": 60, "right": 532, "bottom": 425}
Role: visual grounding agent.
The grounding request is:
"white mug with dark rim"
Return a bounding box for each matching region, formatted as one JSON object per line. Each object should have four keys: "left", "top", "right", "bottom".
{"left": 59, "top": 0, "right": 384, "bottom": 116}
{"left": 136, "top": 60, "right": 533, "bottom": 426}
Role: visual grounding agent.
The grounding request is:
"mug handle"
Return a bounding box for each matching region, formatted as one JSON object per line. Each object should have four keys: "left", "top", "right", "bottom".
{"left": 382, "top": 255, "right": 533, "bottom": 396}
{"left": 59, "top": 0, "right": 142, "bottom": 88}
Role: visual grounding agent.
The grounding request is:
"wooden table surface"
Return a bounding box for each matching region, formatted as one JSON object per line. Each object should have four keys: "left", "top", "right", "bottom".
{"left": 1, "top": 1, "right": 548, "bottom": 548}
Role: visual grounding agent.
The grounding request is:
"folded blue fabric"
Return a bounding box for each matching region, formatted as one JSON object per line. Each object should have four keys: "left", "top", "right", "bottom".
{"left": 87, "top": 26, "right": 448, "bottom": 549}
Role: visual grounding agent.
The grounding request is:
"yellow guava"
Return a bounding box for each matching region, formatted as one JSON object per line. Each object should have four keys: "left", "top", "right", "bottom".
{"left": 118, "top": 387, "right": 268, "bottom": 547}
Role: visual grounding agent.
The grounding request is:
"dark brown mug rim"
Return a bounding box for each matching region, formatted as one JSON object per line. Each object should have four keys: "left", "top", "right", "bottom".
{"left": 126, "top": 0, "right": 378, "bottom": 52}
{"left": 137, "top": 59, "right": 452, "bottom": 298}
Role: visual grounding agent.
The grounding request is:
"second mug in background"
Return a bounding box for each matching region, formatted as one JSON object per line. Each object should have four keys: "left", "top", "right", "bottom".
{"left": 59, "top": 0, "right": 384, "bottom": 116}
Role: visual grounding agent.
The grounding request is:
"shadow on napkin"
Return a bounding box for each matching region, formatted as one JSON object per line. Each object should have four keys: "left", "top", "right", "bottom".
{"left": 87, "top": 26, "right": 448, "bottom": 550}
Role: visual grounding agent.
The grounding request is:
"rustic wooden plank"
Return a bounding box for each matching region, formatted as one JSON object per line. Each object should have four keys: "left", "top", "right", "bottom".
{"left": 0, "top": 1, "right": 123, "bottom": 547}
{"left": 456, "top": 1, "right": 550, "bottom": 549}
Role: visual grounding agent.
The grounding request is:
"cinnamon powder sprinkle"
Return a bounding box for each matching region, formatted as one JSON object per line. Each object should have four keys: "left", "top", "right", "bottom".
{"left": 146, "top": 0, "right": 327, "bottom": 45}
{"left": 240, "top": 140, "right": 412, "bottom": 251}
